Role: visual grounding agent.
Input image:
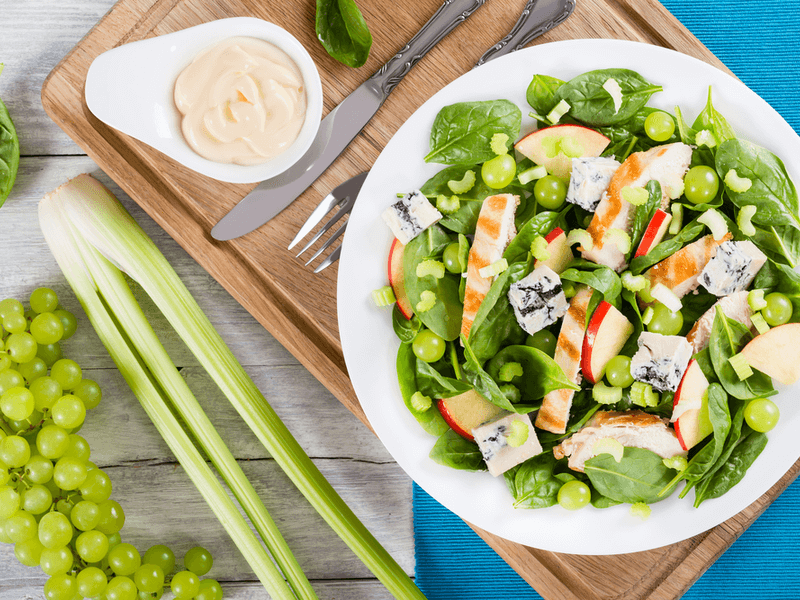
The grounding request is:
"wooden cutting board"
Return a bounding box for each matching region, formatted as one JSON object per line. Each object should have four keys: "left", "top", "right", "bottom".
{"left": 41, "top": 0, "right": 800, "bottom": 597}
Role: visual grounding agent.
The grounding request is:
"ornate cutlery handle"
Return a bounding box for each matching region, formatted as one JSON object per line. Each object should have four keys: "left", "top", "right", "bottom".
{"left": 368, "top": 0, "right": 487, "bottom": 98}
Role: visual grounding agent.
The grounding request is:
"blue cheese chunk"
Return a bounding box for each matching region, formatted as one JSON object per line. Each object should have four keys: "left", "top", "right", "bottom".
{"left": 630, "top": 332, "right": 693, "bottom": 392}
{"left": 698, "top": 240, "right": 767, "bottom": 297}
{"left": 472, "top": 413, "right": 543, "bottom": 477}
{"left": 566, "top": 156, "right": 621, "bottom": 212}
{"left": 381, "top": 190, "right": 442, "bottom": 244}
{"left": 507, "top": 265, "right": 569, "bottom": 335}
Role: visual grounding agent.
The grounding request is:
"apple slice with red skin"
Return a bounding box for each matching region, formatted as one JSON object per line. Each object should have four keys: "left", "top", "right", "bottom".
{"left": 633, "top": 209, "right": 673, "bottom": 259}
{"left": 739, "top": 323, "right": 800, "bottom": 385}
{"left": 514, "top": 124, "right": 611, "bottom": 179}
{"left": 388, "top": 238, "right": 413, "bottom": 319}
{"left": 581, "top": 300, "right": 634, "bottom": 384}
{"left": 535, "top": 227, "right": 574, "bottom": 274}
{"left": 438, "top": 390, "right": 505, "bottom": 441}
{"left": 672, "top": 359, "right": 713, "bottom": 451}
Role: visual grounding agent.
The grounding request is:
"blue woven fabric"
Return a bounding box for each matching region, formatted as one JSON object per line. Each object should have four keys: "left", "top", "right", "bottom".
{"left": 413, "top": 2, "right": 800, "bottom": 597}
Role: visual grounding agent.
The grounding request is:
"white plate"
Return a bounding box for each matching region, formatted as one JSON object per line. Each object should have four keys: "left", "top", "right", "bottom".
{"left": 337, "top": 39, "right": 800, "bottom": 555}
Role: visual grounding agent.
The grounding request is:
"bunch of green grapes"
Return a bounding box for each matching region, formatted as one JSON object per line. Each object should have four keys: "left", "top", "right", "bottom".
{"left": 0, "top": 289, "right": 223, "bottom": 600}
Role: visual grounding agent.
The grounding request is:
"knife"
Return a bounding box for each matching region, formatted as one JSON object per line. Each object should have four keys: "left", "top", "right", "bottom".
{"left": 211, "top": 0, "right": 488, "bottom": 241}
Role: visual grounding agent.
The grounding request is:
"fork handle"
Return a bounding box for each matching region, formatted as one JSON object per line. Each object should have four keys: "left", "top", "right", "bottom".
{"left": 367, "top": 0, "right": 487, "bottom": 98}
{"left": 475, "top": 0, "right": 576, "bottom": 66}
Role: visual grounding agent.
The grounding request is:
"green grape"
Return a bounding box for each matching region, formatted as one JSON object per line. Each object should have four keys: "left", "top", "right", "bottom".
{"left": 53, "top": 456, "right": 88, "bottom": 491}
{"left": 5, "top": 332, "right": 38, "bottom": 364}
{"left": 76, "top": 530, "right": 110, "bottom": 563}
{"left": 17, "top": 357, "right": 47, "bottom": 384}
{"left": 106, "top": 577, "right": 139, "bottom": 600}
{"left": 40, "top": 546, "right": 74, "bottom": 575}
{"left": 605, "top": 355, "right": 634, "bottom": 388}
{"left": 0, "top": 485, "right": 21, "bottom": 519}
{"left": 109, "top": 542, "right": 142, "bottom": 576}
{"left": 51, "top": 395, "right": 86, "bottom": 429}
{"left": 30, "top": 376, "right": 63, "bottom": 412}
{"left": 763, "top": 292, "right": 793, "bottom": 326}
{"left": 21, "top": 484, "right": 53, "bottom": 514}
{"left": 0, "top": 435, "right": 31, "bottom": 467}
{"left": 79, "top": 468, "right": 113, "bottom": 503}
{"left": 0, "top": 520, "right": 12, "bottom": 543}
{"left": 170, "top": 570, "right": 200, "bottom": 599}
{"left": 0, "top": 352, "right": 14, "bottom": 372}
{"left": 38, "top": 511, "right": 73, "bottom": 549}
{"left": 534, "top": 175, "right": 568, "bottom": 210}
{"left": 53, "top": 309, "right": 78, "bottom": 340}
{"left": 70, "top": 500, "right": 101, "bottom": 531}
{"left": 77, "top": 566, "right": 108, "bottom": 598}
{"left": 37, "top": 425, "right": 70, "bottom": 460}
{"left": 525, "top": 330, "right": 557, "bottom": 357}
{"left": 0, "top": 460, "right": 10, "bottom": 486}
{"left": 481, "top": 154, "right": 516, "bottom": 189}
{"left": 3, "top": 313, "right": 28, "bottom": 335}
{"left": 72, "top": 379, "right": 102, "bottom": 410}
{"left": 50, "top": 359, "right": 82, "bottom": 391}
{"left": 0, "top": 368, "right": 24, "bottom": 394}
{"left": 30, "top": 288, "right": 60, "bottom": 315}
{"left": 107, "top": 531, "right": 123, "bottom": 549}
{"left": 6, "top": 509, "right": 38, "bottom": 543}
{"left": 557, "top": 480, "right": 591, "bottom": 510}
{"left": 411, "top": 329, "right": 446, "bottom": 363}
{"left": 683, "top": 166, "right": 719, "bottom": 204}
{"left": 644, "top": 111, "right": 675, "bottom": 142}
{"left": 442, "top": 242, "right": 464, "bottom": 274}
{"left": 30, "top": 313, "right": 64, "bottom": 346}
{"left": 135, "top": 563, "right": 165, "bottom": 593}
{"left": 37, "top": 342, "right": 63, "bottom": 368}
{"left": 15, "top": 537, "right": 45, "bottom": 567}
{"left": 646, "top": 303, "right": 684, "bottom": 336}
{"left": 55, "top": 497, "right": 76, "bottom": 519}
{"left": 744, "top": 398, "right": 780, "bottom": 433}
{"left": 96, "top": 499, "right": 125, "bottom": 534}
{"left": 63, "top": 434, "right": 91, "bottom": 462}
{"left": 1, "top": 386, "right": 35, "bottom": 420}
{"left": 139, "top": 589, "right": 164, "bottom": 600}
{"left": 43, "top": 573, "right": 77, "bottom": 600}
{"left": 25, "top": 454, "right": 55, "bottom": 484}
{"left": 196, "top": 579, "right": 224, "bottom": 600}
{"left": 184, "top": 545, "right": 213, "bottom": 576}
{"left": 0, "top": 298, "right": 24, "bottom": 320}
{"left": 143, "top": 544, "right": 175, "bottom": 575}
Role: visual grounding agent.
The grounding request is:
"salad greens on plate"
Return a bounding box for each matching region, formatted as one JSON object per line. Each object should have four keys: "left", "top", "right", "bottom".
{"left": 375, "top": 66, "right": 800, "bottom": 515}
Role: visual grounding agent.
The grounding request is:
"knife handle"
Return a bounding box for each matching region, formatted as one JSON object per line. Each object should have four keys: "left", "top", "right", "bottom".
{"left": 475, "top": 0, "right": 576, "bottom": 66}
{"left": 368, "top": 0, "right": 487, "bottom": 98}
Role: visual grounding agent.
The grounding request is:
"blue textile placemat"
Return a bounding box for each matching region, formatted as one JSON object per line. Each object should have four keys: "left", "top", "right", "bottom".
{"left": 413, "top": 2, "right": 800, "bottom": 598}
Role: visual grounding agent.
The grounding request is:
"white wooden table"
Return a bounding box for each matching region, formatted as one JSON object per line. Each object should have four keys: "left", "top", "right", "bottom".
{"left": 0, "top": 3, "right": 414, "bottom": 598}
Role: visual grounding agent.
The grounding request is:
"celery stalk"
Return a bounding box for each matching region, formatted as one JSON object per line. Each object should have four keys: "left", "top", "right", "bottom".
{"left": 53, "top": 175, "right": 426, "bottom": 600}
{"left": 38, "top": 190, "right": 298, "bottom": 600}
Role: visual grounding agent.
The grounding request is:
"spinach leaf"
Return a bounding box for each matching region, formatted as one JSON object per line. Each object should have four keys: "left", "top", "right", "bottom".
{"left": 403, "top": 225, "right": 462, "bottom": 341}
{"left": 627, "top": 180, "right": 662, "bottom": 262}
{"left": 585, "top": 447, "right": 675, "bottom": 504}
{"left": 485, "top": 345, "right": 580, "bottom": 404}
{"left": 503, "top": 210, "right": 563, "bottom": 264}
{"left": 560, "top": 266, "right": 622, "bottom": 309}
{"left": 629, "top": 218, "right": 705, "bottom": 275}
{"left": 315, "top": 0, "right": 372, "bottom": 68}
{"left": 503, "top": 452, "right": 561, "bottom": 509}
{"left": 525, "top": 74, "right": 565, "bottom": 115}
{"left": 692, "top": 399, "right": 746, "bottom": 506}
{"left": 0, "top": 65, "right": 20, "bottom": 208}
{"left": 392, "top": 306, "right": 422, "bottom": 343}
{"left": 425, "top": 100, "right": 522, "bottom": 165}
{"left": 396, "top": 343, "right": 450, "bottom": 436}
{"left": 415, "top": 359, "right": 472, "bottom": 399}
{"left": 674, "top": 105, "right": 697, "bottom": 146}
{"left": 419, "top": 165, "right": 486, "bottom": 200}
{"left": 429, "top": 429, "right": 487, "bottom": 471}
{"left": 552, "top": 69, "right": 663, "bottom": 127}
{"left": 753, "top": 260, "right": 800, "bottom": 321}
{"left": 678, "top": 292, "right": 718, "bottom": 337}
{"left": 692, "top": 87, "right": 736, "bottom": 147}
{"left": 751, "top": 225, "right": 800, "bottom": 268}
{"left": 591, "top": 489, "right": 622, "bottom": 509}
{"left": 716, "top": 138, "right": 800, "bottom": 229}
{"left": 693, "top": 430, "right": 767, "bottom": 503}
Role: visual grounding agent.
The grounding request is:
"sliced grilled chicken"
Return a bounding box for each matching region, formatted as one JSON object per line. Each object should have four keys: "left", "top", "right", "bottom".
{"left": 642, "top": 233, "right": 732, "bottom": 303}
{"left": 461, "top": 194, "right": 519, "bottom": 341}
{"left": 535, "top": 286, "right": 593, "bottom": 434}
{"left": 582, "top": 142, "right": 693, "bottom": 272}
{"left": 553, "top": 410, "right": 686, "bottom": 472}
{"left": 686, "top": 290, "right": 754, "bottom": 352}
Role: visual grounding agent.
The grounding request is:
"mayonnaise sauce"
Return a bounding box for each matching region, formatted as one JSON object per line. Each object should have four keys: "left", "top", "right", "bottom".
{"left": 174, "top": 37, "right": 307, "bottom": 166}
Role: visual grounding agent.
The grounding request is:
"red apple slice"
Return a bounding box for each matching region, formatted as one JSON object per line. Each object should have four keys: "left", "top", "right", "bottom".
{"left": 515, "top": 124, "right": 611, "bottom": 179}
{"left": 388, "top": 238, "right": 413, "bottom": 319}
{"left": 672, "top": 359, "right": 712, "bottom": 451}
{"left": 437, "top": 390, "right": 505, "bottom": 441}
{"left": 535, "top": 227, "right": 574, "bottom": 274}
{"left": 633, "top": 209, "right": 673, "bottom": 259}
{"left": 740, "top": 323, "right": 800, "bottom": 385}
{"left": 581, "top": 301, "right": 634, "bottom": 384}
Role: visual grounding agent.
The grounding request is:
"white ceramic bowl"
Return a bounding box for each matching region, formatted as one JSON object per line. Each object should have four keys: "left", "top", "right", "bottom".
{"left": 85, "top": 17, "right": 323, "bottom": 184}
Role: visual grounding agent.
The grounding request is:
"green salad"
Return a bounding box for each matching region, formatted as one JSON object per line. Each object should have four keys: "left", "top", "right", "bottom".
{"left": 376, "top": 67, "right": 800, "bottom": 514}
